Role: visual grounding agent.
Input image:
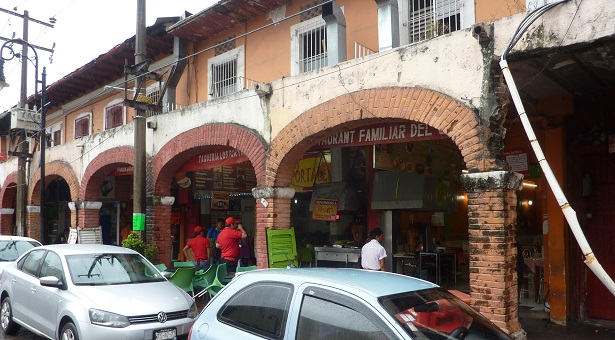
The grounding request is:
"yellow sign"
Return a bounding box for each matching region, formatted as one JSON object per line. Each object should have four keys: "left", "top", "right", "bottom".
{"left": 211, "top": 192, "right": 230, "bottom": 210}
{"left": 312, "top": 198, "right": 338, "bottom": 222}
{"left": 291, "top": 156, "right": 331, "bottom": 192}
{"left": 136, "top": 94, "right": 154, "bottom": 104}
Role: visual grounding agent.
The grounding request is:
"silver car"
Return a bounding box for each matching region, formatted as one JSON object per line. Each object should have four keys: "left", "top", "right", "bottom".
{"left": 0, "top": 244, "right": 197, "bottom": 340}
{"left": 189, "top": 268, "right": 511, "bottom": 340}
{"left": 0, "top": 236, "right": 42, "bottom": 275}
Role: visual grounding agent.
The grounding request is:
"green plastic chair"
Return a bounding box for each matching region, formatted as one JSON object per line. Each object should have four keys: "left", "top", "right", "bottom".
{"left": 216, "top": 263, "right": 232, "bottom": 285}
{"left": 299, "top": 247, "right": 313, "bottom": 267}
{"left": 154, "top": 263, "right": 168, "bottom": 272}
{"left": 193, "top": 264, "right": 218, "bottom": 288}
{"left": 169, "top": 267, "right": 197, "bottom": 297}
{"left": 174, "top": 261, "right": 195, "bottom": 268}
{"left": 236, "top": 265, "right": 257, "bottom": 272}
{"left": 201, "top": 264, "right": 229, "bottom": 299}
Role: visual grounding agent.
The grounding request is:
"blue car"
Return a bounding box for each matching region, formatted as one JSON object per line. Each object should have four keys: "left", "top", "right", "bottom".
{"left": 189, "top": 268, "right": 511, "bottom": 339}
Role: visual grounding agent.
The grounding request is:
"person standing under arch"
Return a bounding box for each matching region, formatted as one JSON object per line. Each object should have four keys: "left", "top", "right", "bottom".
{"left": 216, "top": 217, "right": 247, "bottom": 272}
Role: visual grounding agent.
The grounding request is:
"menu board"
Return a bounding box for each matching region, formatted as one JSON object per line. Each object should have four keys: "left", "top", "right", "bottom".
{"left": 192, "top": 161, "right": 256, "bottom": 192}
{"left": 374, "top": 139, "right": 463, "bottom": 179}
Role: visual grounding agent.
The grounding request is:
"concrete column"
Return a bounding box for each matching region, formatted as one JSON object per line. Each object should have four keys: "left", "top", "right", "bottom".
{"left": 252, "top": 186, "right": 296, "bottom": 268}
{"left": 0, "top": 208, "right": 15, "bottom": 235}
{"left": 375, "top": 0, "right": 400, "bottom": 51}
{"left": 148, "top": 195, "right": 175, "bottom": 264}
{"left": 68, "top": 201, "right": 103, "bottom": 229}
{"left": 322, "top": 0, "right": 347, "bottom": 66}
{"left": 26, "top": 205, "right": 40, "bottom": 241}
{"left": 461, "top": 171, "right": 526, "bottom": 338}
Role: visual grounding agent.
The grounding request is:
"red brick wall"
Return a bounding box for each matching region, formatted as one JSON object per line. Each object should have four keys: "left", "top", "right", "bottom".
{"left": 467, "top": 189, "right": 522, "bottom": 333}
{"left": 150, "top": 204, "right": 173, "bottom": 264}
{"left": 254, "top": 197, "right": 292, "bottom": 268}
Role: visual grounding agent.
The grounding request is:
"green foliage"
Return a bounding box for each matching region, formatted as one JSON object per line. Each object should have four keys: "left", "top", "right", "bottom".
{"left": 144, "top": 243, "right": 158, "bottom": 263}
{"left": 122, "top": 232, "right": 157, "bottom": 263}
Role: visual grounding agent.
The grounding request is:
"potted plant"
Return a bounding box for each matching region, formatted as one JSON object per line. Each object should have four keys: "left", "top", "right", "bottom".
{"left": 122, "top": 232, "right": 158, "bottom": 263}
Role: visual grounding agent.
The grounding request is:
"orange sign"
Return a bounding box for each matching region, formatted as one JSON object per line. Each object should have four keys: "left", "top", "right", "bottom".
{"left": 312, "top": 198, "right": 338, "bottom": 222}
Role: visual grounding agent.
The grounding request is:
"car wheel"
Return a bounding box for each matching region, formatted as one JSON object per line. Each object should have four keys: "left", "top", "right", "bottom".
{"left": 61, "top": 322, "right": 79, "bottom": 340}
{"left": 1, "top": 297, "right": 21, "bottom": 334}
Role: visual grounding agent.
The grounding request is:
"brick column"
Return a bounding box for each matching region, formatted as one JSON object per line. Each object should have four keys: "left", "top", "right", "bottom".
{"left": 460, "top": 171, "right": 526, "bottom": 339}
{"left": 148, "top": 196, "right": 175, "bottom": 264}
{"left": 26, "top": 206, "right": 41, "bottom": 241}
{"left": 68, "top": 201, "right": 102, "bottom": 229}
{"left": 251, "top": 186, "right": 296, "bottom": 269}
{"left": 0, "top": 208, "right": 15, "bottom": 235}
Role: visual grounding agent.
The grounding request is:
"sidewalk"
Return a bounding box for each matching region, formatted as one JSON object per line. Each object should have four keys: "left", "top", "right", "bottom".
{"left": 521, "top": 311, "right": 615, "bottom": 339}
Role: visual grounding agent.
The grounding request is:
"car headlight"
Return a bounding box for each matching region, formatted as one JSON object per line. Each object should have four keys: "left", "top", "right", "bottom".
{"left": 89, "top": 309, "right": 130, "bottom": 328}
{"left": 187, "top": 300, "right": 198, "bottom": 319}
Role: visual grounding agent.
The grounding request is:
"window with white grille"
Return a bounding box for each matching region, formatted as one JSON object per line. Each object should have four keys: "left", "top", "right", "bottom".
{"left": 400, "top": 0, "right": 466, "bottom": 45}
{"left": 291, "top": 17, "right": 328, "bottom": 75}
{"left": 208, "top": 46, "right": 244, "bottom": 99}
{"left": 74, "top": 112, "right": 91, "bottom": 139}
{"left": 104, "top": 102, "right": 124, "bottom": 130}
{"left": 146, "top": 83, "right": 162, "bottom": 116}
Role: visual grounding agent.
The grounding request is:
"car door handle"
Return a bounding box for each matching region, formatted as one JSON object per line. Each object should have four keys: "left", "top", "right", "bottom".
{"left": 31, "top": 287, "right": 37, "bottom": 293}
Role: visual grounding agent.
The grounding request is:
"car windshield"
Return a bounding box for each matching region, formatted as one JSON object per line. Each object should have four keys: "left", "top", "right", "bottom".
{"left": 66, "top": 253, "right": 165, "bottom": 286}
{"left": 380, "top": 288, "right": 510, "bottom": 340}
{"left": 0, "top": 240, "right": 40, "bottom": 261}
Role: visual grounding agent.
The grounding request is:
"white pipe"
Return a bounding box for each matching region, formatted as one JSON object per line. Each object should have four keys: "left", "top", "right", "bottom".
{"left": 500, "top": 59, "right": 615, "bottom": 297}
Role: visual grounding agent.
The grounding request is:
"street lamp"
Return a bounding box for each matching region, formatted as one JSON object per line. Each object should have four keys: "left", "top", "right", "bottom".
{"left": 1, "top": 39, "right": 47, "bottom": 244}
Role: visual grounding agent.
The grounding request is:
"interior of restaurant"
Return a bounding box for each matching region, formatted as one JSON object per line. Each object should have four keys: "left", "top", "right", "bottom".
{"left": 289, "top": 125, "right": 473, "bottom": 290}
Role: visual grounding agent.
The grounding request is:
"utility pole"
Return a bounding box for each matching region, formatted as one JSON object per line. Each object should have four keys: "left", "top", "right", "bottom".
{"left": 15, "top": 11, "right": 30, "bottom": 237}
{"left": 0, "top": 8, "right": 54, "bottom": 239}
{"left": 133, "top": 0, "right": 147, "bottom": 238}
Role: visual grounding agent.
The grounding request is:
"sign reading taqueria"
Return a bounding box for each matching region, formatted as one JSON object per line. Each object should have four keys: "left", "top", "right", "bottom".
{"left": 309, "top": 122, "right": 446, "bottom": 151}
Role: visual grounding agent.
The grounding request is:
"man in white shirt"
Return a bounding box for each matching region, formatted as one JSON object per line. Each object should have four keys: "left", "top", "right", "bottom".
{"left": 361, "top": 228, "right": 387, "bottom": 271}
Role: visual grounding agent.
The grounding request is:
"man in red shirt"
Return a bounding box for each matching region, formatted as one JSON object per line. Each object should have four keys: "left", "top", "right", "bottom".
{"left": 183, "top": 226, "right": 210, "bottom": 269}
{"left": 216, "top": 217, "right": 247, "bottom": 272}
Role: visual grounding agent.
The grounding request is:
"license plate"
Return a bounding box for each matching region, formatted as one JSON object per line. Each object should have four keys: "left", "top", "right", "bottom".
{"left": 154, "top": 328, "right": 176, "bottom": 340}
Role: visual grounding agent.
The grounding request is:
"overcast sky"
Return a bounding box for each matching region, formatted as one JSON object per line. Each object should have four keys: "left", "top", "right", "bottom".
{"left": 0, "top": 0, "right": 218, "bottom": 112}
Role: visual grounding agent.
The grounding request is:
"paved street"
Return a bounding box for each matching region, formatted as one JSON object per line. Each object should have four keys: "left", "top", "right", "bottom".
{"left": 0, "top": 329, "right": 42, "bottom": 339}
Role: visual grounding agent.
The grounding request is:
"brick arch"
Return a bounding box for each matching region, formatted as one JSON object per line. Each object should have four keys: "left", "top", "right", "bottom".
{"left": 29, "top": 161, "right": 79, "bottom": 205}
{"left": 81, "top": 146, "right": 135, "bottom": 201}
{"left": 1, "top": 172, "right": 18, "bottom": 208}
{"left": 153, "top": 123, "right": 267, "bottom": 195}
{"left": 268, "top": 87, "right": 495, "bottom": 187}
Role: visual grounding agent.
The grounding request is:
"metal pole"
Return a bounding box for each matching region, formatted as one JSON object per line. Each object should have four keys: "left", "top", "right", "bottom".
{"left": 40, "top": 67, "right": 46, "bottom": 244}
{"left": 133, "top": 0, "right": 147, "bottom": 238}
{"left": 16, "top": 11, "right": 30, "bottom": 237}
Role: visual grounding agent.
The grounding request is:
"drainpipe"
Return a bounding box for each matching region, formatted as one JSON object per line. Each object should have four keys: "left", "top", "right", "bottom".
{"left": 375, "top": 0, "right": 400, "bottom": 51}
{"left": 322, "top": 0, "right": 347, "bottom": 66}
{"left": 499, "top": 1, "right": 615, "bottom": 297}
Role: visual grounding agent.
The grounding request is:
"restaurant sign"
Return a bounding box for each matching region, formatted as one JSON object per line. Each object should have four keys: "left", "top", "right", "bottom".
{"left": 111, "top": 166, "right": 134, "bottom": 176}
{"left": 309, "top": 122, "right": 446, "bottom": 151}
{"left": 312, "top": 198, "right": 338, "bottom": 222}
{"left": 179, "top": 146, "right": 249, "bottom": 172}
{"left": 291, "top": 154, "right": 331, "bottom": 192}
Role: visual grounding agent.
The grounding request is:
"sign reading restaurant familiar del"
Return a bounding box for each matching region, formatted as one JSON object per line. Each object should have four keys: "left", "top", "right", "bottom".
{"left": 310, "top": 122, "right": 446, "bottom": 151}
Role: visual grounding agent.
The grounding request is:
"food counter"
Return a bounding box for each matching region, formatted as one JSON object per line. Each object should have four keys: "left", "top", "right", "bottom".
{"left": 314, "top": 246, "right": 361, "bottom": 268}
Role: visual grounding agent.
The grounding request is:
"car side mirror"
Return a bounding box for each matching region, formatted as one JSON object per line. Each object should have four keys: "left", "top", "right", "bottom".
{"left": 40, "top": 276, "right": 64, "bottom": 288}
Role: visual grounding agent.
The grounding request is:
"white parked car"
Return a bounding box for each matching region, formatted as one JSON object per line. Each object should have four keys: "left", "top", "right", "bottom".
{"left": 190, "top": 268, "right": 512, "bottom": 340}
{"left": 0, "top": 244, "right": 197, "bottom": 339}
{"left": 0, "top": 235, "right": 41, "bottom": 276}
